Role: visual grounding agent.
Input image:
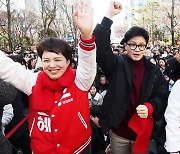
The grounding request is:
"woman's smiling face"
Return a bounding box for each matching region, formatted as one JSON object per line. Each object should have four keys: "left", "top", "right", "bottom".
{"left": 42, "top": 51, "right": 70, "bottom": 80}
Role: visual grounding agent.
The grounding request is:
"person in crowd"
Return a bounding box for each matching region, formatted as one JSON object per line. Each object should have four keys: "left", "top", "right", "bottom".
{"left": 24, "top": 51, "right": 38, "bottom": 71}
{"left": 8, "top": 55, "right": 26, "bottom": 68}
{"left": 121, "top": 49, "right": 128, "bottom": 55}
{"left": 157, "top": 58, "right": 175, "bottom": 93}
{"left": 164, "top": 79, "right": 180, "bottom": 154}
{"left": 96, "top": 75, "right": 109, "bottom": 98}
{"left": 152, "top": 49, "right": 161, "bottom": 59}
{"left": 166, "top": 50, "right": 180, "bottom": 82}
{"left": 158, "top": 58, "right": 168, "bottom": 75}
{"left": 34, "top": 55, "right": 42, "bottom": 68}
{"left": 27, "top": 57, "right": 38, "bottom": 71}
{"left": 88, "top": 83, "right": 103, "bottom": 107}
{"left": 0, "top": 79, "right": 17, "bottom": 154}
{"left": 93, "top": 1, "right": 168, "bottom": 154}
{"left": 70, "top": 58, "right": 77, "bottom": 69}
{"left": 112, "top": 48, "right": 119, "bottom": 55}
{"left": 90, "top": 105, "right": 111, "bottom": 154}
{"left": 97, "top": 75, "right": 109, "bottom": 94}
{"left": 149, "top": 57, "right": 157, "bottom": 65}
{"left": 0, "top": 0, "right": 96, "bottom": 153}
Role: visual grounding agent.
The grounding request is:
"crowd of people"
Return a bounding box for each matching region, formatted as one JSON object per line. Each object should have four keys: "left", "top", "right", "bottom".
{"left": 0, "top": 0, "right": 180, "bottom": 154}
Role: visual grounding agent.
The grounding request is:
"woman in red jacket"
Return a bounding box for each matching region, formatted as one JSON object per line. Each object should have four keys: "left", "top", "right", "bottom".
{"left": 0, "top": 0, "right": 96, "bottom": 153}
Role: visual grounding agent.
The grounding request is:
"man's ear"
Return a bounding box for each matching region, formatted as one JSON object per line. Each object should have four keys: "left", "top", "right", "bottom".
{"left": 124, "top": 43, "right": 127, "bottom": 50}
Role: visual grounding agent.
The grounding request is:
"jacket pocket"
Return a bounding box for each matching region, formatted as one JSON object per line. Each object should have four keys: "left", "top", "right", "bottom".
{"left": 78, "top": 112, "right": 87, "bottom": 129}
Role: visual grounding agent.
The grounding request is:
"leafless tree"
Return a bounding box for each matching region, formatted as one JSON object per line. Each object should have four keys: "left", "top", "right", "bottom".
{"left": 165, "top": 0, "right": 179, "bottom": 46}
{"left": 38, "top": 0, "right": 57, "bottom": 38}
{"left": 12, "top": 10, "right": 39, "bottom": 46}
{"left": 132, "top": 0, "right": 160, "bottom": 45}
{"left": 56, "top": 0, "right": 79, "bottom": 48}
{"left": 0, "top": 0, "right": 13, "bottom": 50}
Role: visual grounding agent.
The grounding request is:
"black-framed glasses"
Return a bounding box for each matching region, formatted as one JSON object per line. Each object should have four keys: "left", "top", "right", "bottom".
{"left": 127, "top": 43, "right": 146, "bottom": 51}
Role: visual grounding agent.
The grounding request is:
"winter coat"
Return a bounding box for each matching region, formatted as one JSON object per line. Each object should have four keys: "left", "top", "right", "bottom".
{"left": 93, "top": 17, "right": 168, "bottom": 134}
{"left": 0, "top": 38, "right": 96, "bottom": 154}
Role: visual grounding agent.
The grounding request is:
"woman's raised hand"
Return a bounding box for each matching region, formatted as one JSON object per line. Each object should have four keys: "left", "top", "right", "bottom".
{"left": 73, "top": 0, "right": 94, "bottom": 40}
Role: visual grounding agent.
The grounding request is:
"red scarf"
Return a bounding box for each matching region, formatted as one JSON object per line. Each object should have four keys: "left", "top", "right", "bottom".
{"left": 29, "top": 67, "right": 76, "bottom": 111}
{"left": 128, "top": 102, "right": 154, "bottom": 154}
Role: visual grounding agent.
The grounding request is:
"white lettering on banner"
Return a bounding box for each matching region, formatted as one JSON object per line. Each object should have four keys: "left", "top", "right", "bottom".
{"left": 37, "top": 116, "right": 51, "bottom": 132}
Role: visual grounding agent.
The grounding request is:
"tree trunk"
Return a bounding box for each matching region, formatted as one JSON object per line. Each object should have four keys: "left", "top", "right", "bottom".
{"left": 151, "top": 3, "right": 154, "bottom": 46}
{"left": 171, "top": 0, "right": 175, "bottom": 46}
{"left": 6, "top": 0, "right": 12, "bottom": 50}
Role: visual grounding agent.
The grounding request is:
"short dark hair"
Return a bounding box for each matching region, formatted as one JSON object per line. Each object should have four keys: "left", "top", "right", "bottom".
{"left": 90, "top": 81, "right": 100, "bottom": 92}
{"left": 99, "top": 74, "right": 106, "bottom": 79}
{"left": 120, "top": 26, "right": 149, "bottom": 45}
{"left": 37, "top": 37, "right": 73, "bottom": 63}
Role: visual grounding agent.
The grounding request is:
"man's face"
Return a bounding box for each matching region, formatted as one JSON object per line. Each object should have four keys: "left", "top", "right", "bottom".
{"left": 99, "top": 77, "right": 106, "bottom": 85}
{"left": 124, "top": 36, "right": 147, "bottom": 61}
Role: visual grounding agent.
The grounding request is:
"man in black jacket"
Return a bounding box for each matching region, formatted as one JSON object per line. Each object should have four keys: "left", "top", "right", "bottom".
{"left": 93, "top": 1, "right": 168, "bottom": 154}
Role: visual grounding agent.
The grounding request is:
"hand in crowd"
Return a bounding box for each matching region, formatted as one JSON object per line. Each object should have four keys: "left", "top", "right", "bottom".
{"left": 136, "top": 105, "right": 148, "bottom": 118}
{"left": 105, "top": 1, "right": 122, "bottom": 20}
{"left": 24, "top": 55, "right": 31, "bottom": 62}
{"left": 105, "top": 144, "right": 111, "bottom": 154}
{"left": 73, "top": 0, "right": 94, "bottom": 40}
{"left": 164, "top": 75, "right": 170, "bottom": 81}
